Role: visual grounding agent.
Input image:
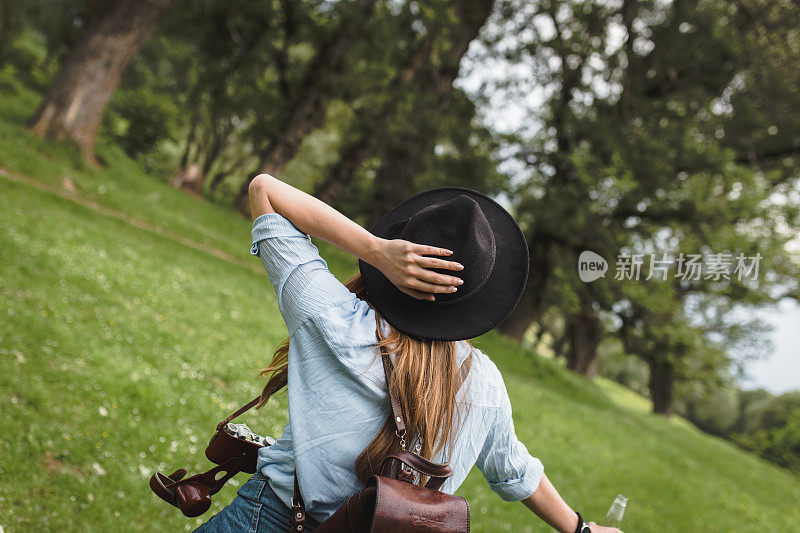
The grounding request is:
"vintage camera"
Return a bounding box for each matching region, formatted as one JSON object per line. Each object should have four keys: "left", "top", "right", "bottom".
{"left": 222, "top": 422, "right": 275, "bottom": 448}
{"left": 150, "top": 420, "right": 275, "bottom": 517}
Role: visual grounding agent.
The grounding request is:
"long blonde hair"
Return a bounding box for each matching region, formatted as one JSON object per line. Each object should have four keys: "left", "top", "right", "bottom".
{"left": 256, "top": 271, "right": 472, "bottom": 486}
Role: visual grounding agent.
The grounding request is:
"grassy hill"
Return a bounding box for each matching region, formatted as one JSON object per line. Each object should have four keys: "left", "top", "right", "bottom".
{"left": 1, "top": 74, "right": 799, "bottom": 532}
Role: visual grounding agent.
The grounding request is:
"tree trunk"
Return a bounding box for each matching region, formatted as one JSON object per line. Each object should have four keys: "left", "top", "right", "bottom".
{"left": 178, "top": 111, "right": 199, "bottom": 170}
{"left": 495, "top": 280, "right": 540, "bottom": 340}
{"left": 366, "top": 141, "right": 421, "bottom": 227}
{"left": 169, "top": 163, "right": 203, "bottom": 198}
{"left": 313, "top": 36, "right": 436, "bottom": 206}
{"left": 648, "top": 359, "right": 675, "bottom": 416}
{"left": 209, "top": 171, "right": 227, "bottom": 192}
{"left": 209, "top": 152, "right": 252, "bottom": 193}
{"left": 201, "top": 119, "right": 234, "bottom": 177}
{"left": 0, "top": 0, "right": 16, "bottom": 68}
{"left": 315, "top": 136, "right": 373, "bottom": 205}
{"left": 28, "top": 0, "right": 179, "bottom": 164}
{"left": 496, "top": 235, "right": 549, "bottom": 340}
{"left": 552, "top": 330, "right": 568, "bottom": 359}
{"left": 234, "top": 0, "right": 377, "bottom": 216}
{"left": 565, "top": 303, "right": 601, "bottom": 377}
{"left": 363, "top": 0, "right": 494, "bottom": 223}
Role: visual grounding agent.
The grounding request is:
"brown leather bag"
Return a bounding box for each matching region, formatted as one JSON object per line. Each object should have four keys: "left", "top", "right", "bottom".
{"left": 299, "top": 346, "right": 472, "bottom": 533}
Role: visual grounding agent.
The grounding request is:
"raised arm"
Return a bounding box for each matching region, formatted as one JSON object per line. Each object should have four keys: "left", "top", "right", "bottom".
{"left": 248, "top": 173, "right": 465, "bottom": 301}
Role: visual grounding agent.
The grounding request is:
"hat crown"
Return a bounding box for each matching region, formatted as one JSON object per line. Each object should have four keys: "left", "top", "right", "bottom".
{"left": 388, "top": 194, "right": 496, "bottom": 307}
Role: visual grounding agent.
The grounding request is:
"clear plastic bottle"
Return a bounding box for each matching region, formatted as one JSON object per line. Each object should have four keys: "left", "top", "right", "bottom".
{"left": 604, "top": 494, "right": 627, "bottom": 528}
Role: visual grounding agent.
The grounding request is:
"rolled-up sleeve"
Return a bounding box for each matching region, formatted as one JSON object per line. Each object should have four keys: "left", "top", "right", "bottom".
{"left": 475, "top": 375, "right": 544, "bottom": 501}
{"left": 250, "top": 213, "right": 356, "bottom": 334}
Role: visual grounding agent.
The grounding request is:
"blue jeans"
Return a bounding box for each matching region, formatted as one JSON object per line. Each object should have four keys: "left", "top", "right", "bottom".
{"left": 194, "top": 472, "right": 321, "bottom": 533}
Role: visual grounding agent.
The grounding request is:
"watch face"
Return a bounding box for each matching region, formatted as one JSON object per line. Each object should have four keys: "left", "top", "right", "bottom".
{"left": 580, "top": 522, "right": 592, "bottom": 533}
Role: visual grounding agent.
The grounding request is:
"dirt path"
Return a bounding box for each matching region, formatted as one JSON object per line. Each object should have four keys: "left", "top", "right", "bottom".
{"left": 0, "top": 166, "right": 263, "bottom": 274}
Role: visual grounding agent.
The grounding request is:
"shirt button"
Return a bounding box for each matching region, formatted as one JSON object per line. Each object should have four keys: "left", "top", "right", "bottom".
{"left": 250, "top": 243, "right": 259, "bottom": 256}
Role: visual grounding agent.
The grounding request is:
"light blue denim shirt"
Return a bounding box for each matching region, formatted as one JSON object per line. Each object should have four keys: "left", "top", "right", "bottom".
{"left": 249, "top": 212, "right": 544, "bottom": 524}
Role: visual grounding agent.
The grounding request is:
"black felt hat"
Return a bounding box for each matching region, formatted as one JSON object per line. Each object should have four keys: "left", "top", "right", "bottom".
{"left": 358, "top": 187, "right": 529, "bottom": 341}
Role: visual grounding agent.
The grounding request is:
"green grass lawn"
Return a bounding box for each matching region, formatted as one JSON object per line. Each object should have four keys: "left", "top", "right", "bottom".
{"left": 2, "top": 72, "right": 799, "bottom": 532}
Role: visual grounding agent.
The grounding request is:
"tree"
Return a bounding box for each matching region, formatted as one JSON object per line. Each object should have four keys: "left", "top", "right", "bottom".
{"left": 28, "top": 0, "right": 179, "bottom": 164}
{"left": 313, "top": 32, "right": 440, "bottom": 206}
{"left": 313, "top": 0, "right": 501, "bottom": 217}
{"left": 154, "top": 0, "right": 283, "bottom": 190}
{"left": 232, "top": 0, "right": 378, "bottom": 215}
{"left": 734, "top": 393, "right": 800, "bottom": 473}
{"left": 361, "top": 0, "right": 496, "bottom": 227}
{"left": 471, "top": 0, "right": 799, "bottom": 406}
{"left": 0, "top": 0, "right": 18, "bottom": 67}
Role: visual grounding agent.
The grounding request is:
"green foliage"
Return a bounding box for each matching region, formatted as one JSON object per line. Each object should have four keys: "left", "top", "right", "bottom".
{"left": 669, "top": 383, "right": 800, "bottom": 473}
{"left": 677, "top": 384, "right": 741, "bottom": 437}
{"left": 107, "top": 88, "right": 179, "bottom": 157}
{"left": 734, "top": 409, "right": 800, "bottom": 474}
{"left": 731, "top": 391, "right": 800, "bottom": 473}
{"left": 4, "top": 28, "right": 48, "bottom": 73}
{"left": 748, "top": 392, "right": 800, "bottom": 432}
{"left": 736, "top": 388, "right": 775, "bottom": 433}
{"left": 596, "top": 339, "right": 649, "bottom": 396}
{"left": 0, "top": 0, "right": 89, "bottom": 88}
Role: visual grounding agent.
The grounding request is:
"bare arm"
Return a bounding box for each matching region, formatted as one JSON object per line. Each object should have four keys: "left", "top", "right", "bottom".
{"left": 521, "top": 474, "right": 621, "bottom": 533}
{"left": 248, "top": 173, "right": 465, "bottom": 300}
{"left": 522, "top": 474, "right": 579, "bottom": 532}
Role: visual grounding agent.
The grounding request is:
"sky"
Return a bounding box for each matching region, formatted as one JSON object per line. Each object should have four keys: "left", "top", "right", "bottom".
{"left": 456, "top": 13, "right": 799, "bottom": 396}
{"left": 740, "top": 299, "right": 800, "bottom": 394}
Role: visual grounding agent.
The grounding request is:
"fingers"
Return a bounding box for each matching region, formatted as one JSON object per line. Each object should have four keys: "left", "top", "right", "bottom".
{"left": 587, "top": 522, "right": 621, "bottom": 533}
{"left": 399, "top": 287, "right": 436, "bottom": 301}
{"left": 410, "top": 265, "right": 463, "bottom": 288}
{"left": 406, "top": 277, "right": 460, "bottom": 294}
{"left": 412, "top": 244, "right": 453, "bottom": 257}
{"left": 416, "top": 255, "right": 464, "bottom": 272}
{"left": 394, "top": 243, "right": 468, "bottom": 299}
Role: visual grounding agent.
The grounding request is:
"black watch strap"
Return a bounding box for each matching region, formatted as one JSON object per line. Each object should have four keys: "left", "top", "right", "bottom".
{"left": 574, "top": 512, "right": 591, "bottom": 533}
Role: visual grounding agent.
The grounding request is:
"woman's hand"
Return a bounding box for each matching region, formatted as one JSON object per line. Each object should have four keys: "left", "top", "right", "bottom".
{"left": 369, "top": 238, "right": 464, "bottom": 301}
{"left": 247, "top": 175, "right": 463, "bottom": 301}
{"left": 589, "top": 522, "right": 622, "bottom": 533}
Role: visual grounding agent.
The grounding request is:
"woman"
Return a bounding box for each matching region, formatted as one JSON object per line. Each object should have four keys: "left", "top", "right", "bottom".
{"left": 196, "top": 175, "right": 621, "bottom": 533}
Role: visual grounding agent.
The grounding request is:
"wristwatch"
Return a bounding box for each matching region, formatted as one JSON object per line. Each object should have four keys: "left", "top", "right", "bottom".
{"left": 574, "top": 512, "right": 591, "bottom": 533}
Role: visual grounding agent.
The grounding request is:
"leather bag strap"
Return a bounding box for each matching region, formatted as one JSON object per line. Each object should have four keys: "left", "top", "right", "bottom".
{"left": 379, "top": 451, "right": 453, "bottom": 480}
{"left": 206, "top": 335, "right": 475, "bottom": 530}
{"left": 380, "top": 344, "right": 407, "bottom": 438}
{"left": 379, "top": 450, "right": 454, "bottom": 490}
{"left": 289, "top": 344, "right": 473, "bottom": 533}
{"left": 381, "top": 344, "right": 473, "bottom": 441}
{"left": 291, "top": 475, "right": 306, "bottom": 532}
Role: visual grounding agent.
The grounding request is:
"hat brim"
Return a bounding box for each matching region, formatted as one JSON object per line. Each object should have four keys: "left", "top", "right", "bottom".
{"left": 358, "top": 187, "right": 529, "bottom": 341}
